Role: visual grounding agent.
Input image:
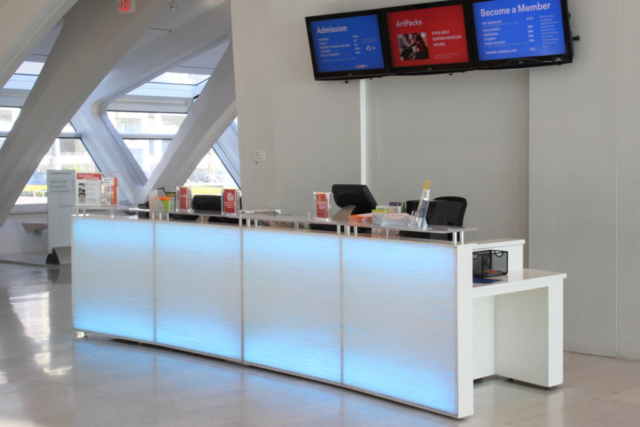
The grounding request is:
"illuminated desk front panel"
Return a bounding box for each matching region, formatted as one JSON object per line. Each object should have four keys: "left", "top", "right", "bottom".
{"left": 72, "top": 217, "right": 474, "bottom": 419}
{"left": 155, "top": 222, "right": 242, "bottom": 359}
{"left": 72, "top": 218, "right": 155, "bottom": 342}
{"left": 342, "top": 238, "right": 461, "bottom": 416}
{"left": 243, "top": 229, "right": 342, "bottom": 382}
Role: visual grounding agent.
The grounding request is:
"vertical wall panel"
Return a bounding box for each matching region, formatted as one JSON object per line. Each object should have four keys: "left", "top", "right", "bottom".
{"left": 342, "top": 238, "right": 459, "bottom": 416}
{"left": 529, "top": 1, "right": 619, "bottom": 356}
{"left": 616, "top": 0, "right": 640, "bottom": 359}
{"left": 155, "top": 223, "right": 242, "bottom": 360}
{"left": 72, "top": 217, "right": 154, "bottom": 341}
{"left": 243, "top": 229, "right": 341, "bottom": 383}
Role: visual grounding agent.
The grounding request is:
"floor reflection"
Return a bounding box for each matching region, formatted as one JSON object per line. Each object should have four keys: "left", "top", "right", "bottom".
{"left": 2, "top": 262, "right": 640, "bottom": 426}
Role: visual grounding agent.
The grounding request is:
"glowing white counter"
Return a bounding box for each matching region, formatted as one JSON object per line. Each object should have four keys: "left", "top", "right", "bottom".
{"left": 71, "top": 216, "right": 563, "bottom": 419}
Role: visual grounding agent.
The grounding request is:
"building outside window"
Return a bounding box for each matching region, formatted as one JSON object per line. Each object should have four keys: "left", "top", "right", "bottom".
{"left": 107, "top": 111, "right": 186, "bottom": 135}
{"left": 0, "top": 107, "right": 20, "bottom": 132}
{"left": 17, "top": 138, "right": 99, "bottom": 205}
{"left": 0, "top": 105, "right": 93, "bottom": 206}
{"left": 108, "top": 111, "right": 187, "bottom": 178}
{"left": 184, "top": 148, "right": 239, "bottom": 196}
{"left": 122, "top": 139, "right": 169, "bottom": 178}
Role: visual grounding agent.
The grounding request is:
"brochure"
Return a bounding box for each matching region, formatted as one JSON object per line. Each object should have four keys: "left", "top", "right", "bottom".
{"left": 223, "top": 189, "right": 239, "bottom": 214}
{"left": 314, "top": 192, "right": 332, "bottom": 220}
{"left": 103, "top": 177, "right": 118, "bottom": 206}
{"left": 176, "top": 187, "right": 191, "bottom": 210}
{"left": 76, "top": 173, "right": 103, "bottom": 206}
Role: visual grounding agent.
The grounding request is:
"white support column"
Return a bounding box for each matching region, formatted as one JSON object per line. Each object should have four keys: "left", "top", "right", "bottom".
{"left": 135, "top": 46, "right": 237, "bottom": 203}
{"left": 0, "top": 0, "right": 167, "bottom": 226}
{"left": 0, "top": 0, "right": 77, "bottom": 90}
{"left": 73, "top": 2, "right": 232, "bottom": 205}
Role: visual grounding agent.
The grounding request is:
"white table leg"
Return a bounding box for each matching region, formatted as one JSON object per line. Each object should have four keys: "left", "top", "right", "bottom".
{"left": 494, "top": 281, "right": 563, "bottom": 388}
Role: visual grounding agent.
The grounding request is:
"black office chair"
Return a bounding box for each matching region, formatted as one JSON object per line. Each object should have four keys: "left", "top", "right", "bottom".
{"left": 403, "top": 196, "right": 467, "bottom": 241}
{"left": 430, "top": 196, "right": 467, "bottom": 227}
{"left": 138, "top": 200, "right": 199, "bottom": 221}
{"left": 195, "top": 195, "right": 242, "bottom": 225}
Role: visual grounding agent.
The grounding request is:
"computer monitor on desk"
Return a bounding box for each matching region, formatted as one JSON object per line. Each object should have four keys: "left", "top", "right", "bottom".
{"left": 331, "top": 184, "right": 377, "bottom": 221}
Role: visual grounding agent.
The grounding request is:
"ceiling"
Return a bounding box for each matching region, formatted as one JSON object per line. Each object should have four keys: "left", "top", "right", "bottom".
{"left": 1, "top": 0, "right": 230, "bottom": 112}
{"left": 25, "top": 0, "right": 228, "bottom": 70}
{"left": 151, "top": 0, "right": 226, "bottom": 32}
{"left": 27, "top": 20, "right": 62, "bottom": 62}
{"left": 169, "top": 40, "right": 229, "bottom": 75}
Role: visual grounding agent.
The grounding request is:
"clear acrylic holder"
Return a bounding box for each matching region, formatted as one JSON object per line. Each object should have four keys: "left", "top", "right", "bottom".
{"left": 410, "top": 189, "right": 430, "bottom": 230}
{"left": 313, "top": 192, "right": 333, "bottom": 221}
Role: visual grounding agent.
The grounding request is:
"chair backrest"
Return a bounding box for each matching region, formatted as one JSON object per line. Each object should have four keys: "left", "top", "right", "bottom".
{"left": 431, "top": 196, "right": 467, "bottom": 227}
{"left": 406, "top": 200, "right": 439, "bottom": 219}
{"left": 402, "top": 196, "right": 467, "bottom": 242}
{"left": 192, "top": 195, "right": 222, "bottom": 211}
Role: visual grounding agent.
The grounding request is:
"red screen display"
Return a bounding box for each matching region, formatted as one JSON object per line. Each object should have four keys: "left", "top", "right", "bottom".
{"left": 386, "top": 5, "right": 469, "bottom": 69}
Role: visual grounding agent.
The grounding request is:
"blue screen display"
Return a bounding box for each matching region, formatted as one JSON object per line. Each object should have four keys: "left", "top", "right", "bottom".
{"left": 309, "top": 15, "right": 385, "bottom": 74}
{"left": 472, "top": 0, "right": 567, "bottom": 62}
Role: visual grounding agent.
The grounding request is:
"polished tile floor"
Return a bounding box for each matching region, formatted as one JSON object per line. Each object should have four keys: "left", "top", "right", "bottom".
{"left": 1, "top": 263, "right": 640, "bottom": 427}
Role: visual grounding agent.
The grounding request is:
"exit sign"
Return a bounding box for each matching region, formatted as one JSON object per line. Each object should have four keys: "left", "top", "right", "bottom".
{"left": 118, "top": 0, "right": 135, "bottom": 13}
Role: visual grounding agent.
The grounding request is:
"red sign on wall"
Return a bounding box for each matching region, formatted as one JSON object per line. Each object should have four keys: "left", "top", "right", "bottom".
{"left": 119, "top": 0, "right": 135, "bottom": 14}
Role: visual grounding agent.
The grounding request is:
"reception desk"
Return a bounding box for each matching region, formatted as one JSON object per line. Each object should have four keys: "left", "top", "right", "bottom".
{"left": 71, "top": 212, "right": 565, "bottom": 419}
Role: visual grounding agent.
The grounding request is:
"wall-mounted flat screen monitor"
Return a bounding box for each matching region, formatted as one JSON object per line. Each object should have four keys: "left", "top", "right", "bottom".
{"left": 470, "top": 0, "right": 573, "bottom": 69}
{"left": 384, "top": 1, "right": 474, "bottom": 75}
{"left": 306, "top": 11, "right": 390, "bottom": 81}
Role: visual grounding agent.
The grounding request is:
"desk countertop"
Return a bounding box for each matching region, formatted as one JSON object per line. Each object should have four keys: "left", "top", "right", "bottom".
{"left": 472, "top": 269, "right": 566, "bottom": 299}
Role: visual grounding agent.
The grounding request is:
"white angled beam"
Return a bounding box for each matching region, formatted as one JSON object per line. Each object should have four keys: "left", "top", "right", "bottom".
{"left": 0, "top": 0, "right": 77, "bottom": 90}
{"left": 213, "top": 121, "right": 241, "bottom": 187}
{"left": 0, "top": 0, "right": 167, "bottom": 226}
{"left": 135, "top": 45, "right": 236, "bottom": 203}
{"left": 75, "top": 2, "right": 232, "bottom": 205}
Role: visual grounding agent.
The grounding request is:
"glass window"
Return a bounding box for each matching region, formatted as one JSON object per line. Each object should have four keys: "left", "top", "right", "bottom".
{"left": 183, "top": 148, "right": 238, "bottom": 196}
{"left": 150, "top": 72, "right": 210, "bottom": 85}
{"left": 15, "top": 61, "right": 44, "bottom": 76}
{"left": 107, "top": 111, "right": 186, "bottom": 135}
{"left": 0, "top": 107, "right": 74, "bottom": 133}
{"left": 123, "top": 139, "right": 170, "bottom": 178}
{"left": 61, "top": 122, "right": 76, "bottom": 133}
{"left": 0, "top": 107, "right": 20, "bottom": 132}
{"left": 17, "top": 138, "right": 99, "bottom": 205}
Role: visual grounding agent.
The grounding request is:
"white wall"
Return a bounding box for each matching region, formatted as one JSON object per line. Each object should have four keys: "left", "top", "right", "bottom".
{"left": 231, "top": 0, "right": 529, "bottom": 246}
{"left": 0, "top": 214, "right": 48, "bottom": 256}
{"left": 370, "top": 71, "right": 529, "bottom": 243}
{"left": 616, "top": 0, "right": 640, "bottom": 360}
{"left": 530, "top": 0, "right": 640, "bottom": 359}
{"left": 231, "top": 0, "right": 367, "bottom": 213}
{"left": 233, "top": 0, "right": 640, "bottom": 359}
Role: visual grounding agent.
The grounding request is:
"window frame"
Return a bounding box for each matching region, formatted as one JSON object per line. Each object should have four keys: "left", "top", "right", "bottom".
{"left": 3, "top": 130, "right": 97, "bottom": 214}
